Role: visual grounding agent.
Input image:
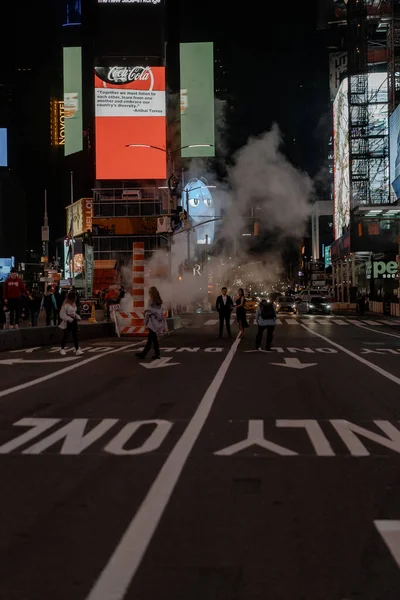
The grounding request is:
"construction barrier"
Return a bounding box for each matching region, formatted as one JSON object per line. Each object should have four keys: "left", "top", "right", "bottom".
{"left": 116, "top": 242, "right": 147, "bottom": 337}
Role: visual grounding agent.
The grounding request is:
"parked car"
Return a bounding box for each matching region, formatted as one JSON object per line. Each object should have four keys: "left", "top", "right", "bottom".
{"left": 305, "top": 296, "right": 332, "bottom": 314}
{"left": 275, "top": 296, "right": 297, "bottom": 314}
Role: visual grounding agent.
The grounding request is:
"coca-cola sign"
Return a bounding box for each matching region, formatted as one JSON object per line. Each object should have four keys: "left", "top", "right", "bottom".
{"left": 94, "top": 66, "right": 154, "bottom": 88}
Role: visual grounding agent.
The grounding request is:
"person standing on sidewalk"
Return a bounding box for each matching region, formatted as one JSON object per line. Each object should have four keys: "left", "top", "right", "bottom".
{"left": 3, "top": 268, "right": 28, "bottom": 329}
{"left": 136, "top": 286, "right": 166, "bottom": 361}
{"left": 255, "top": 299, "right": 277, "bottom": 351}
{"left": 216, "top": 287, "right": 233, "bottom": 338}
{"left": 41, "top": 285, "right": 58, "bottom": 326}
{"left": 59, "top": 291, "right": 83, "bottom": 355}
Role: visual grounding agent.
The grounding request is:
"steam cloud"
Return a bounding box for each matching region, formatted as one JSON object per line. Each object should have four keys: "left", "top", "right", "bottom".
{"left": 122, "top": 124, "right": 313, "bottom": 312}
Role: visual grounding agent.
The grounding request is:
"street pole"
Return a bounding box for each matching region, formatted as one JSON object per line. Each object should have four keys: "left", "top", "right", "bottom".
{"left": 186, "top": 188, "right": 190, "bottom": 268}
{"left": 70, "top": 171, "right": 75, "bottom": 287}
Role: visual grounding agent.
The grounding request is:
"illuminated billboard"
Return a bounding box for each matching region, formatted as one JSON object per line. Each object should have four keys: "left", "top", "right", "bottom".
{"left": 333, "top": 77, "right": 349, "bottom": 240}
{"left": 184, "top": 179, "right": 215, "bottom": 244}
{"left": 95, "top": 61, "right": 166, "bottom": 180}
{"left": 0, "top": 128, "right": 7, "bottom": 167}
{"left": 63, "top": 47, "right": 83, "bottom": 156}
{"left": 64, "top": 0, "right": 81, "bottom": 25}
{"left": 66, "top": 198, "right": 94, "bottom": 238}
{"left": 97, "top": 0, "right": 162, "bottom": 3}
{"left": 389, "top": 102, "right": 400, "bottom": 199}
{"left": 180, "top": 43, "right": 215, "bottom": 158}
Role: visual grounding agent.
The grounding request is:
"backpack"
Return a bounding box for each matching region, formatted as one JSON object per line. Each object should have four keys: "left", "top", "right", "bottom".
{"left": 260, "top": 302, "right": 275, "bottom": 320}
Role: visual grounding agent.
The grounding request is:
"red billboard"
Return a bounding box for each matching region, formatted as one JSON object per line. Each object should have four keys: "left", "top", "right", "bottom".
{"left": 94, "top": 62, "right": 166, "bottom": 180}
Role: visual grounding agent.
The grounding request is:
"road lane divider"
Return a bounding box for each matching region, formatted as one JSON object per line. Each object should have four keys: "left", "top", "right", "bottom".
{"left": 300, "top": 324, "right": 400, "bottom": 386}
{"left": 84, "top": 335, "right": 242, "bottom": 600}
{"left": 0, "top": 342, "right": 144, "bottom": 401}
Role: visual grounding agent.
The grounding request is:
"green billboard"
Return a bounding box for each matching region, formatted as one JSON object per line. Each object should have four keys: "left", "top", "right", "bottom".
{"left": 180, "top": 42, "right": 215, "bottom": 158}
{"left": 63, "top": 47, "right": 83, "bottom": 156}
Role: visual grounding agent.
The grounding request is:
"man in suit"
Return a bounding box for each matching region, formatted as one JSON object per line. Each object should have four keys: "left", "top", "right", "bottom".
{"left": 216, "top": 286, "right": 233, "bottom": 338}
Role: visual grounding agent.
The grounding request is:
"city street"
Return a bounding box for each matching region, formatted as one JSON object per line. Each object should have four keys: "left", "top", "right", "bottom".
{"left": 0, "top": 314, "right": 400, "bottom": 599}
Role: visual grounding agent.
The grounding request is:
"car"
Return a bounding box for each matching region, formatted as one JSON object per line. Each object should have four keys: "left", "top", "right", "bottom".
{"left": 306, "top": 296, "right": 332, "bottom": 314}
{"left": 245, "top": 297, "right": 259, "bottom": 312}
{"left": 275, "top": 296, "right": 297, "bottom": 314}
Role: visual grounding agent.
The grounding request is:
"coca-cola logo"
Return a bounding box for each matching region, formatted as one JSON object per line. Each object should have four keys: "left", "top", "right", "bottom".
{"left": 95, "top": 65, "right": 154, "bottom": 88}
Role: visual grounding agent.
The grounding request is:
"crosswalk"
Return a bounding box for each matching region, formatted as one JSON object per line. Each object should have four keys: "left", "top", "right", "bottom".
{"left": 202, "top": 317, "right": 400, "bottom": 328}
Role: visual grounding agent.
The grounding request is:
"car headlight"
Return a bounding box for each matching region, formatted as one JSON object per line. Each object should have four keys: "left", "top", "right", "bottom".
{"left": 326, "top": 304, "right": 331, "bottom": 309}
{"left": 292, "top": 304, "right": 296, "bottom": 308}
{"left": 309, "top": 304, "right": 314, "bottom": 308}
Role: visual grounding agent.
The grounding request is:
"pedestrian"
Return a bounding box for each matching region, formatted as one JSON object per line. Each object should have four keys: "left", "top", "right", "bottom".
{"left": 255, "top": 299, "right": 277, "bottom": 352}
{"left": 29, "top": 288, "right": 42, "bottom": 327}
{"left": 59, "top": 290, "right": 83, "bottom": 355}
{"left": 41, "top": 285, "right": 58, "bottom": 326}
{"left": 235, "top": 287, "right": 249, "bottom": 338}
{"left": 3, "top": 267, "right": 28, "bottom": 329}
{"left": 136, "top": 286, "right": 167, "bottom": 361}
{"left": 216, "top": 286, "right": 234, "bottom": 338}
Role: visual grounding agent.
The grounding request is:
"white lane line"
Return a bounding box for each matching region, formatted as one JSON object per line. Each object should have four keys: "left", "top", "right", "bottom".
{"left": 204, "top": 319, "right": 218, "bottom": 326}
{"left": 275, "top": 319, "right": 282, "bottom": 325}
{"left": 300, "top": 324, "right": 400, "bottom": 386}
{"left": 360, "top": 320, "right": 381, "bottom": 326}
{"left": 85, "top": 336, "right": 242, "bottom": 600}
{"left": 0, "top": 343, "right": 142, "bottom": 401}
{"left": 314, "top": 319, "right": 331, "bottom": 325}
{"left": 374, "top": 521, "right": 400, "bottom": 568}
{"left": 377, "top": 320, "right": 400, "bottom": 326}
{"left": 346, "top": 320, "right": 400, "bottom": 339}
{"left": 285, "top": 319, "right": 299, "bottom": 325}
{"left": 331, "top": 319, "right": 349, "bottom": 325}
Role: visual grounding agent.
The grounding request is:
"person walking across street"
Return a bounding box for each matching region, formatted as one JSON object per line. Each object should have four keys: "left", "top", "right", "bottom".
{"left": 216, "top": 286, "right": 234, "bottom": 338}
{"left": 3, "top": 267, "right": 28, "bottom": 329}
{"left": 41, "top": 285, "right": 58, "bottom": 326}
{"left": 255, "top": 298, "right": 277, "bottom": 352}
{"left": 136, "top": 286, "right": 167, "bottom": 361}
{"left": 59, "top": 290, "right": 83, "bottom": 355}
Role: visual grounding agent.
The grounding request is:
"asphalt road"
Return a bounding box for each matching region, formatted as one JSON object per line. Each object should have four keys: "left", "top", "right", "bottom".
{"left": 0, "top": 313, "right": 400, "bottom": 600}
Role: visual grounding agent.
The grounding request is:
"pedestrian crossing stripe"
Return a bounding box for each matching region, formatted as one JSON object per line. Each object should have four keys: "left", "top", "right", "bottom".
{"left": 203, "top": 318, "right": 400, "bottom": 327}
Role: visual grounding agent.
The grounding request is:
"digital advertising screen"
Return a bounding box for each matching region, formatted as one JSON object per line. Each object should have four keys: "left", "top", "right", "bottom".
{"left": 0, "top": 257, "right": 14, "bottom": 282}
{"left": 333, "top": 77, "right": 350, "bottom": 240}
{"left": 64, "top": 0, "right": 81, "bottom": 25}
{"left": 97, "top": 0, "right": 162, "bottom": 4}
{"left": 0, "top": 128, "right": 7, "bottom": 167}
{"left": 184, "top": 179, "right": 215, "bottom": 244}
{"left": 95, "top": 60, "right": 166, "bottom": 180}
{"left": 63, "top": 47, "right": 83, "bottom": 156}
{"left": 180, "top": 43, "right": 215, "bottom": 158}
{"left": 389, "top": 102, "right": 400, "bottom": 199}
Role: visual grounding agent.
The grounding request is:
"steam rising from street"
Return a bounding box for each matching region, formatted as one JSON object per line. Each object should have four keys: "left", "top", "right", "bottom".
{"left": 122, "top": 125, "right": 313, "bottom": 312}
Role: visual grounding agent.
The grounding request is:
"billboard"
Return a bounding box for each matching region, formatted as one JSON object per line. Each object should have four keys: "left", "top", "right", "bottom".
{"left": 184, "top": 179, "right": 215, "bottom": 244}
{"left": 63, "top": 47, "right": 83, "bottom": 156}
{"left": 0, "top": 128, "right": 7, "bottom": 167}
{"left": 66, "top": 198, "right": 94, "bottom": 238}
{"left": 180, "top": 43, "right": 215, "bottom": 158}
{"left": 0, "top": 257, "right": 15, "bottom": 282}
{"left": 389, "top": 102, "right": 400, "bottom": 199}
{"left": 97, "top": 0, "right": 162, "bottom": 3}
{"left": 95, "top": 61, "right": 166, "bottom": 179}
{"left": 64, "top": 0, "right": 81, "bottom": 25}
{"left": 333, "top": 77, "right": 349, "bottom": 240}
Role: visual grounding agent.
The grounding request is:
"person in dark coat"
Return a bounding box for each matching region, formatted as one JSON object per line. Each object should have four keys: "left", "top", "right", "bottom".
{"left": 216, "top": 287, "right": 234, "bottom": 338}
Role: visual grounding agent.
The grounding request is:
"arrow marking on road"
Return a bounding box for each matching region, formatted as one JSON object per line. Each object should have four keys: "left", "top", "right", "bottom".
{"left": 374, "top": 520, "right": 400, "bottom": 569}
{"left": 0, "top": 357, "right": 81, "bottom": 366}
{"left": 139, "top": 357, "right": 180, "bottom": 369}
{"left": 270, "top": 357, "right": 317, "bottom": 369}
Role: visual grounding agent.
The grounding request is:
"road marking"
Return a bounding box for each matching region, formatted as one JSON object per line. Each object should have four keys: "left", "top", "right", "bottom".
{"left": 204, "top": 319, "right": 218, "bottom": 325}
{"left": 300, "top": 324, "right": 400, "bottom": 386}
{"left": 374, "top": 521, "right": 400, "bottom": 568}
{"left": 331, "top": 319, "right": 349, "bottom": 325}
{"left": 270, "top": 357, "right": 317, "bottom": 369}
{"left": 0, "top": 342, "right": 143, "bottom": 401}
{"left": 140, "top": 357, "right": 180, "bottom": 369}
{"left": 346, "top": 321, "right": 400, "bottom": 339}
{"left": 314, "top": 319, "right": 332, "bottom": 325}
{"left": 10, "top": 346, "right": 41, "bottom": 354}
{"left": 276, "top": 419, "right": 335, "bottom": 456}
{"left": 285, "top": 319, "right": 299, "bottom": 325}
{"left": 377, "top": 320, "right": 400, "bottom": 326}
{"left": 214, "top": 420, "right": 298, "bottom": 456}
{"left": 331, "top": 420, "right": 400, "bottom": 456}
{"left": 0, "top": 356, "right": 81, "bottom": 365}
{"left": 84, "top": 335, "right": 241, "bottom": 600}
{"left": 356, "top": 319, "right": 380, "bottom": 326}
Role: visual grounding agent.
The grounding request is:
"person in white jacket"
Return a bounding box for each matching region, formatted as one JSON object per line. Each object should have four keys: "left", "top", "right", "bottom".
{"left": 59, "top": 291, "right": 83, "bottom": 356}
{"left": 136, "top": 286, "right": 167, "bottom": 361}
